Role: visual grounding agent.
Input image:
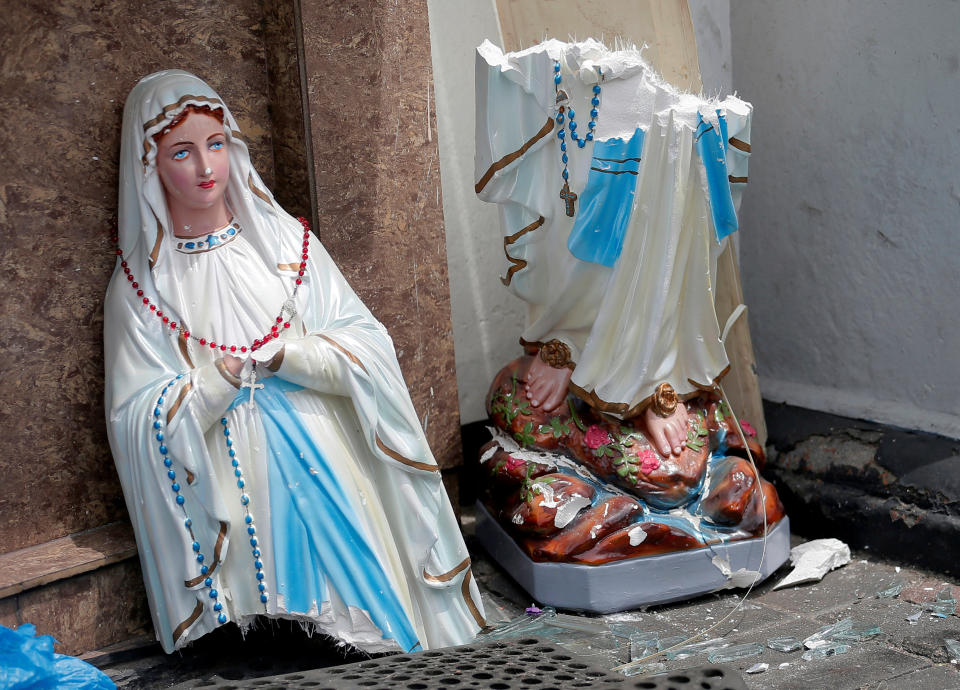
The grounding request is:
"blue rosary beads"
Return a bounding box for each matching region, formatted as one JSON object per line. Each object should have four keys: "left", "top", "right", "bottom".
{"left": 220, "top": 416, "right": 269, "bottom": 609}
{"left": 153, "top": 375, "right": 227, "bottom": 627}
{"left": 553, "top": 60, "right": 603, "bottom": 217}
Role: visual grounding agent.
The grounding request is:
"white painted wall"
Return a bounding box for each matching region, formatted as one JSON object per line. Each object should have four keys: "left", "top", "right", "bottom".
{"left": 428, "top": 0, "right": 735, "bottom": 424}
{"left": 730, "top": 1, "right": 960, "bottom": 439}
{"left": 427, "top": 0, "right": 525, "bottom": 424}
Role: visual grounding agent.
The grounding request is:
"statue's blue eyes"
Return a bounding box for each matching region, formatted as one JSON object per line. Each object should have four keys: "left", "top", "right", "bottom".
{"left": 173, "top": 150, "right": 188, "bottom": 160}
{"left": 210, "top": 141, "right": 224, "bottom": 151}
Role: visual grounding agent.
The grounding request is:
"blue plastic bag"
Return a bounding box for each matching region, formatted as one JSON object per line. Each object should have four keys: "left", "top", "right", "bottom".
{"left": 0, "top": 624, "right": 115, "bottom": 689}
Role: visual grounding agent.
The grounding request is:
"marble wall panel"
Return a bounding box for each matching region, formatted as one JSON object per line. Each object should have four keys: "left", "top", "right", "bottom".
{"left": 299, "top": 0, "right": 463, "bottom": 470}
{"left": 263, "top": 0, "right": 314, "bottom": 221}
{"left": 15, "top": 559, "right": 149, "bottom": 655}
{"left": 0, "top": 0, "right": 275, "bottom": 554}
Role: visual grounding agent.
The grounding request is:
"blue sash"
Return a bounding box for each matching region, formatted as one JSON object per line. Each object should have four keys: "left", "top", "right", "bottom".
{"left": 567, "top": 129, "right": 645, "bottom": 267}
{"left": 695, "top": 112, "right": 739, "bottom": 243}
{"left": 228, "top": 376, "right": 420, "bottom": 652}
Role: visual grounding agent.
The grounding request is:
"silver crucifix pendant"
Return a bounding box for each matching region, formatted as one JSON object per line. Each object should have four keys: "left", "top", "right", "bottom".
{"left": 241, "top": 363, "right": 265, "bottom": 407}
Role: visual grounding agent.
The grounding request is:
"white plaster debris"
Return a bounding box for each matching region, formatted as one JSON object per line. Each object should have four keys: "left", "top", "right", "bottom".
{"left": 745, "top": 663, "right": 768, "bottom": 674}
{"left": 895, "top": 566, "right": 901, "bottom": 573}
{"left": 554, "top": 494, "right": 591, "bottom": 528}
{"left": 628, "top": 524, "right": 648, "bottom": 546}
{"left": 773, "top": 538, "right": 851, "bottom": 589}
{"left": 778, "top": 662, "right": 791, "bottom": 669}
{"left": 711, "top": 553, "right": 761, "bottom": 589}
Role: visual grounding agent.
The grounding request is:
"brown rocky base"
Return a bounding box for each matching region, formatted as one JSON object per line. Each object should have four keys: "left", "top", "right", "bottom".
{"left": 480, "top": 356, "right": 786, "bottom": 564}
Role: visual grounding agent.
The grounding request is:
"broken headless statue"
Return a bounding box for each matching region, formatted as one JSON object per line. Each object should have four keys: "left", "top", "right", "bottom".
{"left": 474, "top": 39, "right": 787, "bottom": 574}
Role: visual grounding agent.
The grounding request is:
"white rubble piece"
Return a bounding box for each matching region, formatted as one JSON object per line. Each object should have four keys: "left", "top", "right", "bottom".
{"left": 773, "top": 538, "right": 851, "bottom": 589}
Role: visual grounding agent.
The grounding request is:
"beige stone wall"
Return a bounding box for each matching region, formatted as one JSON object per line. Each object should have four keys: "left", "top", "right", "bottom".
{"left": 300, "top": 0, "right": 462, "bottom": 469}
{"left": 0, "top": 1, "right": 276, "bottom": 556}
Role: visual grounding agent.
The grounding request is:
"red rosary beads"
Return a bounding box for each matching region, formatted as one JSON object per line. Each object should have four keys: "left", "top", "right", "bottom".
{"left": 113, "top": 217, "right": 311, "bottom": 353}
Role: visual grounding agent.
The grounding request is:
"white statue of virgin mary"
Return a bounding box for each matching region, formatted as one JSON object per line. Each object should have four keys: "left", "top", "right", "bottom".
{"left": 105, "top": 70, "right": 483, "bottom": 654}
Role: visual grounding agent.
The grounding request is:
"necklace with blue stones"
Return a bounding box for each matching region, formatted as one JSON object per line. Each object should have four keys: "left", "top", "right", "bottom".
{"left": 553, "top": 60, "right": 604, "bottom": 217}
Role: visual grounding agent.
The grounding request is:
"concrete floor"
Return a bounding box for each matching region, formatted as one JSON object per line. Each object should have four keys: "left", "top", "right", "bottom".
{"left": 94, "top": 511, "right": 960, "bottom": 689}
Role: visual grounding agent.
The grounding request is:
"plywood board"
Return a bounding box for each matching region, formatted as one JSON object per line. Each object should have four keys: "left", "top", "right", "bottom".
{"left": 496, "top": 0, "right": 702, "bottom": 92}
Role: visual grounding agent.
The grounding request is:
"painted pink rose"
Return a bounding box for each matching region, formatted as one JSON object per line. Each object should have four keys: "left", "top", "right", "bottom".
{"left": 584, "top": 425, "right": 612, "bottom": 449}
{"left": 638, "top": 449, "right": 660, "bottom": 475}
{"left": 505, "top": 455, "right": 526, "bottom": 471}
{"left": 740, "top": 421, "right": 757, "bottom": 437}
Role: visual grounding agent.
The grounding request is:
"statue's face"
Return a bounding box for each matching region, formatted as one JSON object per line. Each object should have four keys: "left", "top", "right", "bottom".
{"left": 155, "top": 111, "right": 230, "bottom": 218}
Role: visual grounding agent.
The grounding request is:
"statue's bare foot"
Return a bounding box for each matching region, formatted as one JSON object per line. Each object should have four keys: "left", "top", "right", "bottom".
{"left": 523, "top": 355, "right": 572, "bottom": 414}
{"left": 643, "top": 402, "right": 689, "bottom": 456}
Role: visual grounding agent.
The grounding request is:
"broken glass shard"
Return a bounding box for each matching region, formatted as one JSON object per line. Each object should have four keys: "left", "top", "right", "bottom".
{"left": 629, "top": 631, "right": 659, "bottom": 661}
{"left": 708, "top": 642, "right": 764, "bottom": 663}
{"left": 620, "top": 662, "right": 665, "bottom": 677}
{"left": 874, "top": 580, "right": 904, "bottom": 598}
{"left": 803, "top": 617, "right": 853, "bottom": 649}
{"left": 664, "top": 637, "right": 729, "bottom": 660}
{"left": 832, "top": 624, "right": 881, "bottom": 642}
{"left": 543, "top": 613, "right": 610, "bottom": 635}
{"left": 801, "top": 642, "right": 850, "bottom": 661}
{"left": 945, "top": 638, "right": 960, "bottom": 660}
{"left": 656, "top": 634, "right": 689, "bottom": 652}
{"left": 767, "top": 635, "right": 803, "bottom": 652}
{"left": 924, "top": 601, "right": 956, "bottom": 616}
{"left": 745, "top": 662, "right": 769, "bottom": 674}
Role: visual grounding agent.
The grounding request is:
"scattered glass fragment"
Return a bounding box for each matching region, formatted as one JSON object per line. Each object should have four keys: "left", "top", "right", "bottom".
{"left": 621, "top": 661, "right": 665, "bottom": 677}
{"left": 875, "top": 580, "right": 904, "bottom": 598}
{"left": 906, "top": 611, "right": 922, "bottom": 625}
{"left": 778, "top": 662, "right": 791, "bottom": 669}
{"left": 708, "top": 642, "right": 764, "bottom": 663}
{"left": 801, "top": 642, "right": 850, "bottom": 661}
{"left": 767, "top": 635, "right": 803, "bottom": 652}
{"left": 656, "top": 634, "right": 689, "bottom": 653}
{"left": 629, "top": 631, "right": 659, "bottom": 661}
{"left": 832, "top": 623, "right": 882, "bottom": 642}
{"left": 665, "top": 638, "right": 729, "bottom": 660}
{"left": 803, "top": 617, "right": 853, "bottom": 649}
{"left": 555, "top": 630, "right": 622, "bottom": 666}
{"left": 925, "top": 602, "right": 955, "bottom": 616}
{"left": 944, "top": 638, "right": 960, "bottom": 661}
{"left": 544, "top": 612, "right": 611, "bottom": 635}
{"left": 745, "top": 662, "right": 769, "bottom": 674}
{"left": 483, "top": 607, "right": 557, "bottom": 639}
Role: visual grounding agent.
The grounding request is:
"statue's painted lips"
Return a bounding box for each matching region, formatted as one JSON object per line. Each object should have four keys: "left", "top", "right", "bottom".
{"left": 199, "top": 180, "right": 215, "bottom": 189}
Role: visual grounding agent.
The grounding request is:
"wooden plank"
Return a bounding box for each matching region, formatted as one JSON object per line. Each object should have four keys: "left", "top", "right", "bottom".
{"left": 495, "top": 0, "right": 766, "bottom": 443}
{"left": 0, "top": 522, "right": 137, "bottom": 599}
{"left": 715, "top": 242, "right": 768, "bottom": 445}
{"left": 496, "top": 0, "right": 702, "bottom": 92}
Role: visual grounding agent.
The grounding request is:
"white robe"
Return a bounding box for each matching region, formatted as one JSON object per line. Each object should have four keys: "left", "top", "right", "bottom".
{"left": 475, "top": 40, "right": 752, "bottom": 415}
{"left": 105, "top": 70, "right": 484, "bottom": 653}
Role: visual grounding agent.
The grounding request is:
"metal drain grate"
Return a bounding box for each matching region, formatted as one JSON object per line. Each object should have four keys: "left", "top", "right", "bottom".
{"left": 175, "top": 636, "right": 746, "bottom": 689}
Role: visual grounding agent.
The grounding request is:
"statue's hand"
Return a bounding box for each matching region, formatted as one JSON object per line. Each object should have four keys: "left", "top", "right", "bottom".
{"left": 223, "top": 353, "right": 244, "bottom": 377}
{"left": 643, "top": 402, "right": 688, "bottom": 457}
{"left": 524, "top": 355, "right": 572, "bottom": 414}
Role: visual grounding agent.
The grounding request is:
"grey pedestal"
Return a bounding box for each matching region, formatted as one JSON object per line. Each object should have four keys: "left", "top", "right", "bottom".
{"left": 476, "top": 502, "right": 791, "bottom": 612}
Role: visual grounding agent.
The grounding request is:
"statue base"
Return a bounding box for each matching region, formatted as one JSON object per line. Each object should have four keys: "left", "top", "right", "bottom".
{"left": 476, "top": 501, "right": 790, "bottom": 613}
